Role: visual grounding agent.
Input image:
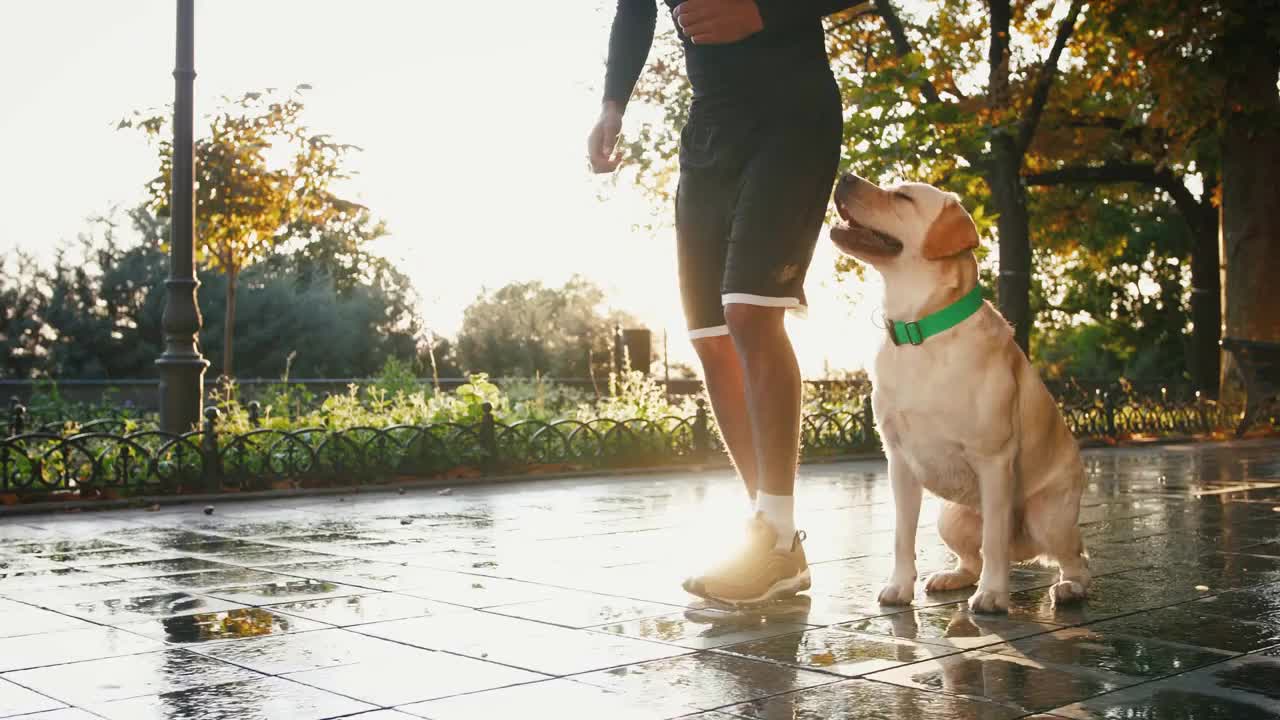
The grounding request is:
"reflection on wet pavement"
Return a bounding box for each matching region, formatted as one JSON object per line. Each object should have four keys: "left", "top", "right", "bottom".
{"left": 718, "top": 678, "right": 1027, "bottom": 719}
{"left": 0, "top": 439, "right": 1276, "bottom": 718}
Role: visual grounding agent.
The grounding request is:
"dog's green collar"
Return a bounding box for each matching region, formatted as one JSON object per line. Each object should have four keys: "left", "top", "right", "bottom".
{"left": 887, "top": 285, "right": 984, "bottom": 346}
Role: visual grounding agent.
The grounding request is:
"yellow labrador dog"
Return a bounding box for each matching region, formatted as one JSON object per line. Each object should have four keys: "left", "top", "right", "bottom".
{"left": 830, "top": 173, "right": 1089, "bottom": 614}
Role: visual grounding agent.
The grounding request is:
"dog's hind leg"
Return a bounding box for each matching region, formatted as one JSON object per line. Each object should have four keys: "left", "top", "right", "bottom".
{"left": 925, "top": 501, "right": 982, "bottom": 593}
{"left": 1026, "top": 491, "right": 1090, "bottom": 605}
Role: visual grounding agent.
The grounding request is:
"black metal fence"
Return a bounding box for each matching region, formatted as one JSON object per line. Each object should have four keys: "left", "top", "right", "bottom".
{"left": 0, "top": 386, "right": 1265, "bottom": 501}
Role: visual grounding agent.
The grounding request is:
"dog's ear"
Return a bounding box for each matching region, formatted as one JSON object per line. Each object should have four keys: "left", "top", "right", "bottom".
{"left": 922, "top": 200, "right": 979, "bottom": 260}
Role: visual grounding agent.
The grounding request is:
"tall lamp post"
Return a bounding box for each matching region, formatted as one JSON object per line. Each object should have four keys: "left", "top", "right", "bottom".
{"left": 156, "top": 0, "right": 208, "bottom": 433}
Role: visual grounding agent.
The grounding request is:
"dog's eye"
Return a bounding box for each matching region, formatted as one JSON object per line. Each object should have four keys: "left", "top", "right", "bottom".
{"left": 894, "top": 191, "right": 916, "bottom": 206}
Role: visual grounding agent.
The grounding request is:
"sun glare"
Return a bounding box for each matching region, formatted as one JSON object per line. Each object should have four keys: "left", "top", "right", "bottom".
{"left": 0, "top": 0, "right": 886, "bottom": 378}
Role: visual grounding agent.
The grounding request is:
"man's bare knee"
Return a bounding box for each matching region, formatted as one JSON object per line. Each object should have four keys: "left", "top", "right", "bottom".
{"left": 692, "top": 334, "right": 737, "bottom": 371}
{"left": 724, "top": 304, "right": 786, "bottom": 348}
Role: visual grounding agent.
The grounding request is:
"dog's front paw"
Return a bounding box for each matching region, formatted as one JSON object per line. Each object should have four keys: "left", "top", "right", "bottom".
{"left": 967, "top": 587, "right": 1010, "bottom": 614}
{"left": 925, "top": 569, "right": 979, "bottom": 593}
{"left": 877, "top": 582, "right": 915, "bottom": 606}
{"left": 1051, "top": 580, "right": 1087, "bottom": 605}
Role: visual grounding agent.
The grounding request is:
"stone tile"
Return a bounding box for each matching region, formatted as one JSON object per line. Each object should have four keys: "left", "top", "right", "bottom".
{"left": 285, "top": 646, "right": 545, "bottom": 706}
{"left": 0, "top": 626, "right": 164, "bottom": 673}
{"left": 761, "top": 592, "right": 909, "bottom": 626}
{"left": 118, "top": 607, "right": 330, "bottom": 644}
{"left": 1187, "top": 581, "right": 1280, "bottom": 619}
{"left": 165, "top": 539, "right": 283, "bottom": 556}
{"left": 836, "top": 606, "right": 1059, "bottom": 650}
{"left": 717, "top": 679, "right": 1027, "bottom": 719}
{"left": 266, "top": 560, "right": 461, "bottom": 592}
{"left": 808, "top": 559, "right": 1057, "bottom": 609}
{"left": 50, "top": 591, "right": 250, "bottom": 626}
{"left": 573, "top": 652, "right": 837, "bottom": 711}
{"left": 257, "top": 532, "right": 382, "bottom": 546}
{"left": 535, "top": 564, "right": 706, "bottom": 608}
{"left": 3, "top": 650, "right": 261, "bottom": 706}
{"left": 0, "top": 567, "right": 117, "bottom": 591}
{"left": 864, "top": 650, "right": 1128, "bottom": 714}
{"left": 100, "top": 529, "right": 226, "bottom": 547}
{"left": 5, "top": 710, "right": 104, "bottom": 720}
{"left": 265, "top": 591, "right": 469, "bottom": 627}
{"left": 1049, "top": 654, "right": 1280, "bottom": 719}
{"left": 398, "top": 573, "right": 565, "bottom": 607}
{"left": 487, "top": 592, "right": 681, "bottom": 628}
{"left": 0, "top": 556, "right": 64, "bottom": 574}
{"left": 203, "top": 577, "right": 369, "bottom": 605}
{"left": 138, "top": 569, "right": 288, "bottom": 593}
{"left": 93, "top": 557, "right": 234, "bottom": 580}
{"left": 8, "top": 539, "right": 131, "bottom": 556}
{"left": 189, "top": 628, "right": 404, "bottom": 675}
{"left": 717, "top": 627, "right": 961, "bottom": 677}
{"left": 1169, "top": 552, "right": 1280, "bottom": 591}
{"left": 354, "top": 612, "right": 687, "bottom": 675}
{"left": 0, "top": 598, "right": 93, "bottom": 638}
{"left": 593, "top": 606, "right": 815, "bottom": 650}
{"left": 207, "top": 549, "right": 340, "bottom": 567}
{"left": 399, "top": 678, "right": 698, "bottom": 720}
{"left": 986, "top": 625, "right": 1235, "bottom": 681}
{"left": 1005, "top": 567, "right": 1215, "bottom": 626}
{"left": 0, "top": 677, "right": 64, "bottom": 717}
{"left": 39, "top": 548, "right": 182, "bottom": 566}
{"left": 1238, "top": 542, "right": 1280, "bottom": 558}
{"left": 1089, "top": 603, "right": 1280, "bottom": 653}
{"left": 87, "top": 676, "right": 375, "bottom": 720}
{"left": 0, "top": 580, "right": 172, "bottom": 607}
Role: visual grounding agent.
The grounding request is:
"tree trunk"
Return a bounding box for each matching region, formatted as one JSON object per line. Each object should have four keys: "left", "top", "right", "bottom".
{"left": 988, "top": 133, "right": 1033, "bottom": 353}
{"left": 983, "top": 0, "right": 1032, "bottom": 354}
{"left": 1187, "top": 194, "right": 1221, "bottom": 396}
{"left": 222, "top": 266, "right": 238, "bottom": 378}
{"left": 1218, "top": 2, "right": 1280, "bottom": 397}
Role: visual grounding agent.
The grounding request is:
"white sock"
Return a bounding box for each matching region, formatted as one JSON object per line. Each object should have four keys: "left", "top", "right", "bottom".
{"left": 754, "top": 492, "right": 796, "bottom": 551}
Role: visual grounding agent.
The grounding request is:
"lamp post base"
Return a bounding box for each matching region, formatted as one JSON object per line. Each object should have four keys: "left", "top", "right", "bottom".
{"left": 157, "top": 355, "right": 208, "bottom": 434}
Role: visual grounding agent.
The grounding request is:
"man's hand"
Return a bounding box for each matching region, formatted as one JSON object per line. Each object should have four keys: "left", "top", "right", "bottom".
{"left": 673, "top": 0, "right": 764, "bottom": 45}
{"left": 588, "top": 102, "right": 624, "bottom": 174}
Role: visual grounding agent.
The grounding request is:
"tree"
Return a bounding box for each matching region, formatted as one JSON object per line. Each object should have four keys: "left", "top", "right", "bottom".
{"left": 0, "top": 252, "right": 48, "bottom": 379}
{"left": 455, "top": 275, "right": 640, "bottom": 378}
{"left": 1011, "top": 0, "right": 1223, "bottom": 393}
{"left": 123, "top": 86, "right": 365, "bottom": 377}
{"left": 1038, "top": 0, "right": 1280, "bottom": 395}
{"left": 2, "top": 206, "right": 428, "bottom": 381}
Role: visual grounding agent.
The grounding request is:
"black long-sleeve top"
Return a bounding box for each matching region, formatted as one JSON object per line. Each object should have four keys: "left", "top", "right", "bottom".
{"left": 603, "top": 0, "right": 860, "bottom": 116}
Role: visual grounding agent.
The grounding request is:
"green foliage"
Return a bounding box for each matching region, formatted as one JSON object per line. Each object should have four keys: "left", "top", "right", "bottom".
{"left": 1029, "top": 184, "right": 1193, "bottom": 382}
{"left": 371, "top": 356, "right": 420, "bottom": 399}
{"left": 586, "top": 370, "right": 698, "bottom": 422}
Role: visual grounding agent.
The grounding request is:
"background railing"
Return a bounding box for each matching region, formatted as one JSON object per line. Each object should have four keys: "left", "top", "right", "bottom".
{"left": 2, "top": 382, "right": 1267, "bottom": 502}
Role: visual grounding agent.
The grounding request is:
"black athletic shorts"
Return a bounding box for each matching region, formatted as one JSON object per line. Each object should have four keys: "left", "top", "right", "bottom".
{"left": 674, "top": 80, "right": 844, "bottom": 339}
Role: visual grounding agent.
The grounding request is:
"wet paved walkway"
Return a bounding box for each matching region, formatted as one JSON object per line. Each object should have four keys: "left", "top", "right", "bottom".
{"left": 2, "top": 440, "right": 1279, "bottom": 719}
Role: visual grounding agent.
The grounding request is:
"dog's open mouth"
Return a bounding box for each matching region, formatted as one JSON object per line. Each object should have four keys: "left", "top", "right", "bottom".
{"left": 830, "top": 205, "right": 904, "bottom": 257}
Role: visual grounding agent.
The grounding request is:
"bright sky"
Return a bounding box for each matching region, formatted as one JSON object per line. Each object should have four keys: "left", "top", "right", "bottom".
{"left": 0, "top": 1, "right": 884, "bottom": 377}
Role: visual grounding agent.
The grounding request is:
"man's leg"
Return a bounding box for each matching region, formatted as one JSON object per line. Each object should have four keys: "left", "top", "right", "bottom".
{"left": 691, "top": 335, "right": 759, "bottom": 499}
{"left": 724, "top": 303, "right": 801, "bottom": 548}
